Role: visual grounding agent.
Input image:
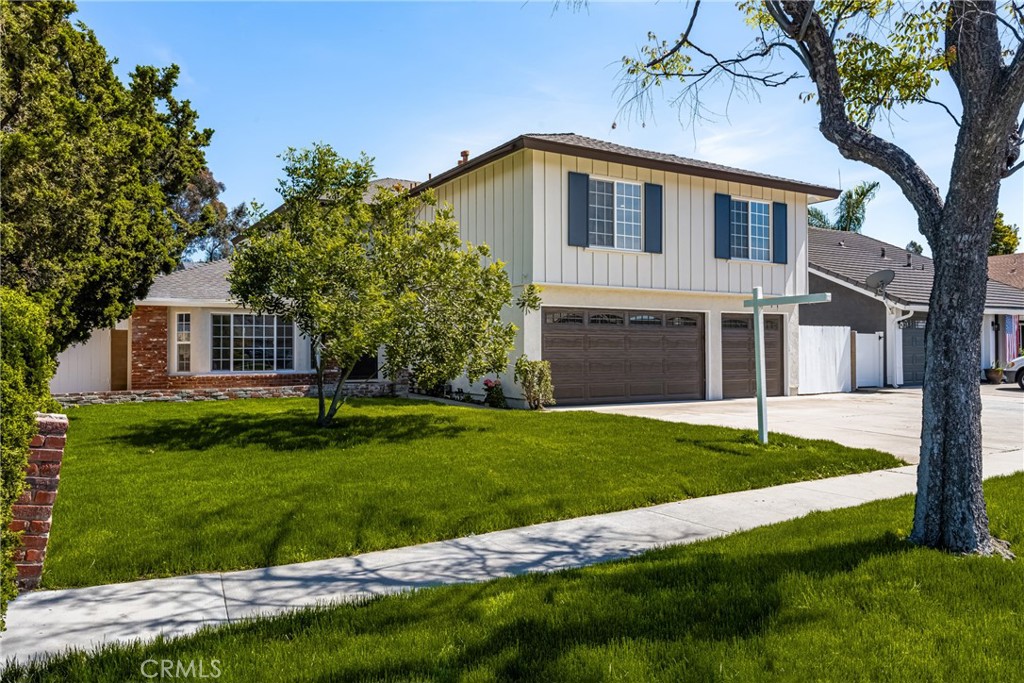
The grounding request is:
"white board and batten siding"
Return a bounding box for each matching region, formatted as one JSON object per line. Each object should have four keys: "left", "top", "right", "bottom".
{"left": 529, "top": 150, "right": 809, "bottom": 297}
{"left": 799, "top": 326, "right": 852, "bottom": 394}
{"left": 427, "top": 151, "right": 534, "bottom": 287}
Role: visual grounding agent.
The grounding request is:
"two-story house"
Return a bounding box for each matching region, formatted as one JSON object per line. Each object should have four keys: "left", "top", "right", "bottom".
{"left": 48, "top": 134, "right": 840, "bottom": 406}
{"left": 413, "top": 134, "right": 839, "bottom": 405}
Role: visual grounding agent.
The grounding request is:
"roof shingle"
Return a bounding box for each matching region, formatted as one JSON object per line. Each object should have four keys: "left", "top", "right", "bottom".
{"left": 808, "top": 228, "right": 1024, "bottom": 310}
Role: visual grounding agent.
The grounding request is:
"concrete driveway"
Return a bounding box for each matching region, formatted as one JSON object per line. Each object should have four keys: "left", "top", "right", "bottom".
{"left": 559, "top": 384, "right": 1024, "bottom": 464}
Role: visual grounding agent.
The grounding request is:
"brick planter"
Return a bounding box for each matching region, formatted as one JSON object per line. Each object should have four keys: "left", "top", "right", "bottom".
{"left": 9, "top": 413, "right": 68, "bottom": 591}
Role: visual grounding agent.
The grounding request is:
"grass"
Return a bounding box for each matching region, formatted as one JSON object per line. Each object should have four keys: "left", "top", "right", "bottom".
{"left": 7, "top": 474, "right": 1020, "bottom": 682}
{"left": 44, "top": 397, "right": 901, "bottom": 588}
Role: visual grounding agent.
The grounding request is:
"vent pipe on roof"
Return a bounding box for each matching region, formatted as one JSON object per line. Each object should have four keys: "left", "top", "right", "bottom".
{"left": 881, "top": 247, "right": 887, "bottom": 258}
{"left": 906, "top": 253, "right": 912, "bottom": 267}
{"left": 839, "top": 240, "right": 846, "bottom": 248}
{"left": 458, "top": 150, "right": 470, "bottom": 166}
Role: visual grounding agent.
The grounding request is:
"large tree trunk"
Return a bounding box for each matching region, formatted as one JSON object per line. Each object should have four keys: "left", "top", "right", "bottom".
{"left": 909, "top": 117, "right": 1013, "bottom": 558}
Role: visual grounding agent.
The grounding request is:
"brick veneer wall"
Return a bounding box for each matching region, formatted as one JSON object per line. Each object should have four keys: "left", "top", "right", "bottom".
{"left": 131, "top": 305, "right": 169, "bottom": 390}
{"left": 9, "top": 413, "right": 68, "bottom": 591}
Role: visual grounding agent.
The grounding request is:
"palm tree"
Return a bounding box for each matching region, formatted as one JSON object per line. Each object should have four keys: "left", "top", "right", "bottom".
{"left": 808, "top": 181, "right": 880, "bottom": 232}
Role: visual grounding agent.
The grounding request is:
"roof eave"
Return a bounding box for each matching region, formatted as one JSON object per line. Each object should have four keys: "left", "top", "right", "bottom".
{"left": 412, "top": 135, "right": 841, "bottom": 199}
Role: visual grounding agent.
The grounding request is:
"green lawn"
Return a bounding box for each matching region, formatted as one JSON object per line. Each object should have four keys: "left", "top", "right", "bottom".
{"left": 9, "top": 474, "right": 1020, "bottom": 682}
{"left": 45, "top": 398, "right": 901, "bottom": 588}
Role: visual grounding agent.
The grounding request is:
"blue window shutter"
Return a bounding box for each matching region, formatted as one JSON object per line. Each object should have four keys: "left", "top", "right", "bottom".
{"left": 643, "top": 183, "right": 663, "bottom": 254}
{"left": 714, "top": 193, "right": 731, "bottom": 259}
{"left": 772, "top": 202, "right": 788, "bottom": 264}
{"left": 568, "top": 172, "right": 589, "bottom": 247}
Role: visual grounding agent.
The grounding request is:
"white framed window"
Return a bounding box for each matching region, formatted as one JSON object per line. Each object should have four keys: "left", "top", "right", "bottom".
{"left": 588, "top": 178, "right": 642, "bottom": 251}
{"left": 175, "top": 313, "right": 191, "bottom": 372}
{"left": 211, "top": 313, "right": 294, "bottom": 372}
{"left": 730, "top": 199, "right": 771, "bottom": 262}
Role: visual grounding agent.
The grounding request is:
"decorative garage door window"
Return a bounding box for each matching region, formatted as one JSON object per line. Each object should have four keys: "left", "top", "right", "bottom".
{"left": 629, "top": 313, "right": 663, "bottom": 326}
{"left": 545, "top": 311, "right": 585, "bottom": 325}
{"left": 668, "top": 315, "right": 699, "bottom": 327}
{"left": 212, "top": 314, "right": 294, "bottom": 372}
{"left": 589, "top": 312, "right": 625, "bottom": 325}
{"left": 899, "top": 319, "right": 927, "bottom": 329}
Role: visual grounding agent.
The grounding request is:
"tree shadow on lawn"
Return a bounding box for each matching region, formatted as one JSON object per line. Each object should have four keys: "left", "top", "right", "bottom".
{"left": 111, "top": 411, "right": 473, "bottom": 453}
{"left": 312, "top": 531, "right": 912, "bottom": 682}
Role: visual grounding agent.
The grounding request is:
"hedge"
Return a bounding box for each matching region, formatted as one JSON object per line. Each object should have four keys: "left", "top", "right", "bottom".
{"left": 1, "top": 288, "right": 56, "bottom": 630}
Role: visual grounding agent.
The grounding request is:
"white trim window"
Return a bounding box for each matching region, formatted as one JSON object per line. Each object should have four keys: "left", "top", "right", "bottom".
{"left": 211, "top": 313, "right": 294, "bottom": 372}
{"left": 588, "top": 179, "right": 642, "bottom": 251}
{"left": 175, "top": 313, "right": 191, "bottom": 372}
{"left": 730, "top": 199, "right": 771, "bottom": 262}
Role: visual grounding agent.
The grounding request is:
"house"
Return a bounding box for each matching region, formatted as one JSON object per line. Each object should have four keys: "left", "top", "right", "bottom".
{"left": 412, "top": 133, "right": 840, "bottom": 405}
{"left": 989, "top": 252, "right": 1024, "bottom": 358}
{"left": 802, "top": 228, "right": 1024, "bottom": 385}
{"left": 50, "top": 134, "right": 844, "bottom": 406}
{"left": 48, "top": 179, "right": 414, "bottom": 400}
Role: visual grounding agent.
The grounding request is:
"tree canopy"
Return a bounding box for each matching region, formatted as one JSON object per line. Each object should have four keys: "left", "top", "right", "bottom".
{"left": 989, "top": 210, "right": 1020, "bottom": 255}
{"left": 230, "top": 144, "right": 539, "bottom": 427}
{"left": 619, "top": 1, "right": 1024, "bottom": 557}
{"left": 807, "top": 181, "right": 880, "bottom": 232}
{"left": 0, "top": 0, "right": 212, "bottom": 353}
{"left": 177, "top": 169, "right": 251, "bottom": 262}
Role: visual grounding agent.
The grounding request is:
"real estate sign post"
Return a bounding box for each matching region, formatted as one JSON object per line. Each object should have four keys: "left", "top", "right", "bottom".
{"left": 744, "top": 288, "right": 831, "bottom": 444}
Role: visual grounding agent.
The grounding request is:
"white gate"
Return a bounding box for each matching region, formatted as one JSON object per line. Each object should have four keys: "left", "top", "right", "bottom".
{"left": 799, "top": 326, "right": 852, "bottom": 394}
{"left": 855, "top": 332, "right": 885, "bottom": 388}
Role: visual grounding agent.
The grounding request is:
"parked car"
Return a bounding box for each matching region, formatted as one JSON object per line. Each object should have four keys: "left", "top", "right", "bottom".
{"left": 1004, "top": 355, "right": 1024, "bottom": 389}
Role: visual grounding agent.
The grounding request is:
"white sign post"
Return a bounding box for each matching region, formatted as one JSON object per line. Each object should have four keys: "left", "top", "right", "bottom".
{"left": 743, "top": 287, "right": 831, "bottom": 444}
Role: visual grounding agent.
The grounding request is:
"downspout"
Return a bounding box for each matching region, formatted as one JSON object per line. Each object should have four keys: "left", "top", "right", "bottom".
{"left": 889, "top": 307, "right": 914, "bottom": 388}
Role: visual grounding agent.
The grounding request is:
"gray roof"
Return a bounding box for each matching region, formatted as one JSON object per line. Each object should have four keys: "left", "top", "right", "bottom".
{"left": 362, "top": 177, "right": 418, "bottom": 203}
{"left": 145, "top": 258, "right": 232, "bottom": 302}
{"left": 808, "top": 228, "right": 1024, "bottom": 311}
{"left": 413, "top": 133, "right": 841, "bottom": 199}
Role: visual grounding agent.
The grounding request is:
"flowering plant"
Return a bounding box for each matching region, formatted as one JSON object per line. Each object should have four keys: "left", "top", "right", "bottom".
{"left": 482, "top": 378, "right": 507, "bottom": 408}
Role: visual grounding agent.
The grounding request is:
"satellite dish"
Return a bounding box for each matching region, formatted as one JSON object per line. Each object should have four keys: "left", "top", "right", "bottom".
{"left": 865, "top": 269, "right": 895, "bottom": 294}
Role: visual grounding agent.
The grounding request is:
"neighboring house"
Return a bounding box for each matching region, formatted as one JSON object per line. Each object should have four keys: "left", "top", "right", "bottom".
{"left": 989, "top": 252, "right": 1024, "bottom": 356}
{"left": 49, "top": 179, "right": 413, "bottom": 397}
{"left": 412, "top": 133, "right": 840, "bottom": 405}
{"left": 802, "top": 228, "right": 1024, "bottom": 386}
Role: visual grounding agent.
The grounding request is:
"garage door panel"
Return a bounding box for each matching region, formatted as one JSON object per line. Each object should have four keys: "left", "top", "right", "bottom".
{"left": 543, "top": 307, "right": 705, "bottom": 405}
{"left": 722, "top": 314, "right": 784, "bottom": 399}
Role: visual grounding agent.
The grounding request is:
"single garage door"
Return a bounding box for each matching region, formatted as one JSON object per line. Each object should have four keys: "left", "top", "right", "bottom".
{"left": 721, "top": 314, "right": 785, "bottom": 398}
{"left": 543, "top": 308, "right": 706, "bottom": 405}
{"left": 901, "top": 316, "right": 927, "bottom": 385}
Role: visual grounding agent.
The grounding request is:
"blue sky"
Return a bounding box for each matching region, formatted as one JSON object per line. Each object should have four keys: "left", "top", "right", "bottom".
{"left": 76, "top": 1, "right": 1022, "bottom": 255}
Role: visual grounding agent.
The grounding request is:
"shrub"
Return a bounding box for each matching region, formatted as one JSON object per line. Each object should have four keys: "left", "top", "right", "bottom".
{"left": 514, "top": 356, "right": 555, "bottom": 410}
{"left": 1, "top": 288, "right": 56, "bottom": 629}
{"left": 482, "top": 378, "right": 508, "bottom": 409}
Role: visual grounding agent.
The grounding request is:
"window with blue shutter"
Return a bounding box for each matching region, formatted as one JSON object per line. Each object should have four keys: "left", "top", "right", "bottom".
{"left": 772, "top": 202, "right": 788, "bottom": 264}
{"left": 714, "top": 193, "right": 731, "bottom": 259}
{"left": 568, "top": 173, "right": 663, "bottom": 252}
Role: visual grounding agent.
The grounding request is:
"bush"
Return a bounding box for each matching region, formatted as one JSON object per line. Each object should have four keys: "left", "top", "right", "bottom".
{"left": 514, "top": 356, "right": 555, "bottom": 410}
{"left": 482, "top": 378, "right": 508, "bottom": 409}
{"left": 1, "top": 288, "right": 55, "bottom": 629}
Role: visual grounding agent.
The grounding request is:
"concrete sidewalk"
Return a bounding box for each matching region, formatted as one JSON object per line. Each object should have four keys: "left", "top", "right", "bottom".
{"left": 2, "top": 450, "right": 1021, "bottom": 663}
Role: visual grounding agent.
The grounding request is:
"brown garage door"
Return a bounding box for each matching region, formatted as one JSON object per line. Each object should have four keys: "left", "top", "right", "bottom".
{"left": 542, "top": 308, "right": 705, "bottom": 405}
{"left": 721, "top": 314, "right": 785, "bottom": 398}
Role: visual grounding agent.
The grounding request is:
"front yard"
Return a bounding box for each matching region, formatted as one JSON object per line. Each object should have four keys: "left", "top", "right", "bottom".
{"left": 45, "top": 398, "right": 901, "bottom": 588}
{"left": 11, "top": 474, "right": 1021, "bottom": 682}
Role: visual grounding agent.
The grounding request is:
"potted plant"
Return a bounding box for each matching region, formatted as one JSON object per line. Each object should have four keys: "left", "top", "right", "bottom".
{"left": 985, "top": 362, "right": 1004, "bottom": 384}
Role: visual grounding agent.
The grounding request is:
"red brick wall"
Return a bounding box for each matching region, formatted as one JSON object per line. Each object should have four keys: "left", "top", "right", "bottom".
{"left": 166, "top": 373, "right": 321, "bottom": 389}
{"left": 10, "top": 414, "right": 68, "bottom": 591}
{"left": 131, "top": 305, "right": 169, "bottom": 390}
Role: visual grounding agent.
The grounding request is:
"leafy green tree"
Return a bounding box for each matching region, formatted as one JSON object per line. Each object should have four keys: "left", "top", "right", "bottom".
{"left": 230, "top": 144, "right": 538, "bottom": 427}
{"left": 906, "top": 240, "right": 924, "bottom": 255}
{"left": 807, "top": 181, "right": 880, "bottom": 232}
{"left": 178, "top": 169, "right": 250, "bottom": 262}
{"left": 989, "top": 210, "right": 1020, "bottom": 255}
{"left": 514, "top": 356, "right": 556, "bottom": 410}
{"left": 620, "top": 1, "right": 1024, "bottom": 556}
{"left": 0, "top": 1, "right": 212, "bottom": 353}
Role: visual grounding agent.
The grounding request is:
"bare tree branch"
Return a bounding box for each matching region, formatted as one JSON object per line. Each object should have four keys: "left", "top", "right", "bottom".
{"left": 921, "top": 97, "right": 962, "bottom": 126}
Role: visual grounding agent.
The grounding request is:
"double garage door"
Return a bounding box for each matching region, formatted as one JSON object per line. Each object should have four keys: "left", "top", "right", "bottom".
{"left": 543, "top": 308, "right": 706, "bottom": 405}
{"left": 542, "top": 308, "right": 786, "bottom": 405}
